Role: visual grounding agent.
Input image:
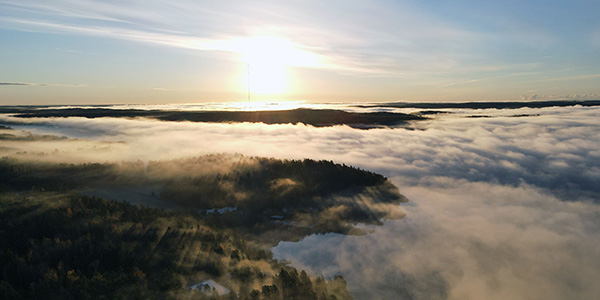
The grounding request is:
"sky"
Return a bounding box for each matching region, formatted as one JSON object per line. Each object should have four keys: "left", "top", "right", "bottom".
{"left": 1, "top": 0, "right": 600, "bottom": 105}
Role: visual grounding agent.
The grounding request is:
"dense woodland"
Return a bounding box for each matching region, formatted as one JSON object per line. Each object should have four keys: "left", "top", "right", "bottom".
{"left": 0, "top": 126, "right": 407, "bottom": 298}
{"left": 0, "top": 192, "right": 352, "bottom": 299}
{"left": 0, "top": 154, "right": 406, "bottom": 237}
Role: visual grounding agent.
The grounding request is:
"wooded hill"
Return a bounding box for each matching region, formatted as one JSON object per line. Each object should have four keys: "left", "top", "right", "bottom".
{"left": 0, "top": 153, "right": 408, "bottom": 299}
{"left": 0, "top": 154, "right": 406, "bottom": 237}
{"left": 0, "top": 192, "right": 352, "bottom": 299}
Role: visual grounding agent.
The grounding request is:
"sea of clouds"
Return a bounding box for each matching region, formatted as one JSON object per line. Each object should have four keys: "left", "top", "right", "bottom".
{"left": 1, "top": 105, "right": 599, "bottom": 299}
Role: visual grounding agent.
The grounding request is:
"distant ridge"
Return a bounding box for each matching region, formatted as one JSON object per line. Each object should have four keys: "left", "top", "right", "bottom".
{"left": 360, "top": 100, "right": 600, "bottom": 109}
{"left": 1, "top": 107, "right": 424, "bottom": 128}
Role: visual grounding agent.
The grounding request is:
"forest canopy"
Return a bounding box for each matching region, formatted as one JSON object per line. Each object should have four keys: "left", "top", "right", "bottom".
{"left": 0, "top": 192, "right": 353, "bottom": 299}
{"left": 0, "top": 149, "right": 407, "bottom": 299}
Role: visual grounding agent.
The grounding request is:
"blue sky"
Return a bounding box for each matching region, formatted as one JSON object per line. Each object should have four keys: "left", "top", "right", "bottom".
{"left": 1, "top": 0, "right": 599, "bottom": 104}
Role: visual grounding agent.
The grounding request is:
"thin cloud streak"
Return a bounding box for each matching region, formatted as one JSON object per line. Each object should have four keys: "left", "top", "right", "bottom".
{"left": 0, "top": 17, "right": 326, "bottom": 69}
{"left": 0, "top": 0, "right": 495, "bottom": 76}
{"left": 0, "top": 81, "right": 83, "bottom": 87}
{"left": 0, "top": 82, "right": 32, "bottom": 86}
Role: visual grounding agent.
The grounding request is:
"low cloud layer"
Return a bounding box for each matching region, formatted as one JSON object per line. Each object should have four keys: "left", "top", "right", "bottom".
{"left": 2, "top": 106, "right": 598, "bottom": 201}
{"left": 1, "top": 105, "right": 599, "bottom": 299}
{"left": 274, "top": 181, "right": 600, "bottom": 300}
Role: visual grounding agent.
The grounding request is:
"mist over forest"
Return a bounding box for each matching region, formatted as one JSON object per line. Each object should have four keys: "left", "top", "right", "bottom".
{"left": 0, "top": 112, "right": 403, "bottom": 299}
{"left": 1, "top": 103, "right": 599, "bottom": 299}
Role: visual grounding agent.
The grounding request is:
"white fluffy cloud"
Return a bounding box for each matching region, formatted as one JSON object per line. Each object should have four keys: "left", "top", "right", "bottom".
{"left": 274, "top": 180, "right": 600, "bottom": 300}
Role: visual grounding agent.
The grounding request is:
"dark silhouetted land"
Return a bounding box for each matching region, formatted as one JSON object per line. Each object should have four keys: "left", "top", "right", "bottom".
{"left": 359, "top": 99, "right": 600, "bottom": 109}
{"left": 1, "top": 107, "right": 424, "bottom": 128}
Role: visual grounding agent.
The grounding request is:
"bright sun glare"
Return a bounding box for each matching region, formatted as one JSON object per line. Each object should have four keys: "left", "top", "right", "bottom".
{"left": 230, "top": 36, "right": 319, "bottom": 97}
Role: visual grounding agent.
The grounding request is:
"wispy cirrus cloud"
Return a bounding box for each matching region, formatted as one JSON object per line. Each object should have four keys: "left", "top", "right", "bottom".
{"left": 1, "top": 0, "right": 599, "bottom": 102}
{"left": 0, "top": 0, "right": 487, "bottom": 76}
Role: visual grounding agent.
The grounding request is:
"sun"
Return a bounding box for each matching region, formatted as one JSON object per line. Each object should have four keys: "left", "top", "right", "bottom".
{"left": 247, "top": 59, "right": 287, "bottom": 95}
{"left": 228, "top": 36, "right": 319, "bottom": 97}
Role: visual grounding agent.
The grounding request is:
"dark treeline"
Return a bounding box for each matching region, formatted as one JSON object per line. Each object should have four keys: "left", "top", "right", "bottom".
{"left": 0, "top": 155, "right": 406, "bottom": 234}
{"left": 158, "top": 157, "right": 398, "bottom": 212}
{"left": 1, "top": 107, "right": 424, "bottom": 127}
{"left": 0, "top": 193, "right": 352, "bottom": 299}
{"left": 359, "top": 99, "right": 600, "bottom": 110}
{"left": 0, "top": 158, "right": 116, "bottom": 191}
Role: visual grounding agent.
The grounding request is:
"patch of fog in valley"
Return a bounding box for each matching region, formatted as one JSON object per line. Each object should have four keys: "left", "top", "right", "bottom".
{"left": 1, "top": 105, "right": 599, "bottom": 299}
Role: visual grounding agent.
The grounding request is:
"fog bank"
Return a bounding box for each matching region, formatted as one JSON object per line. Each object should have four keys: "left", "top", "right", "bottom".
{"left": 274, "top": 180, "right": 600, "bottom": 299}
